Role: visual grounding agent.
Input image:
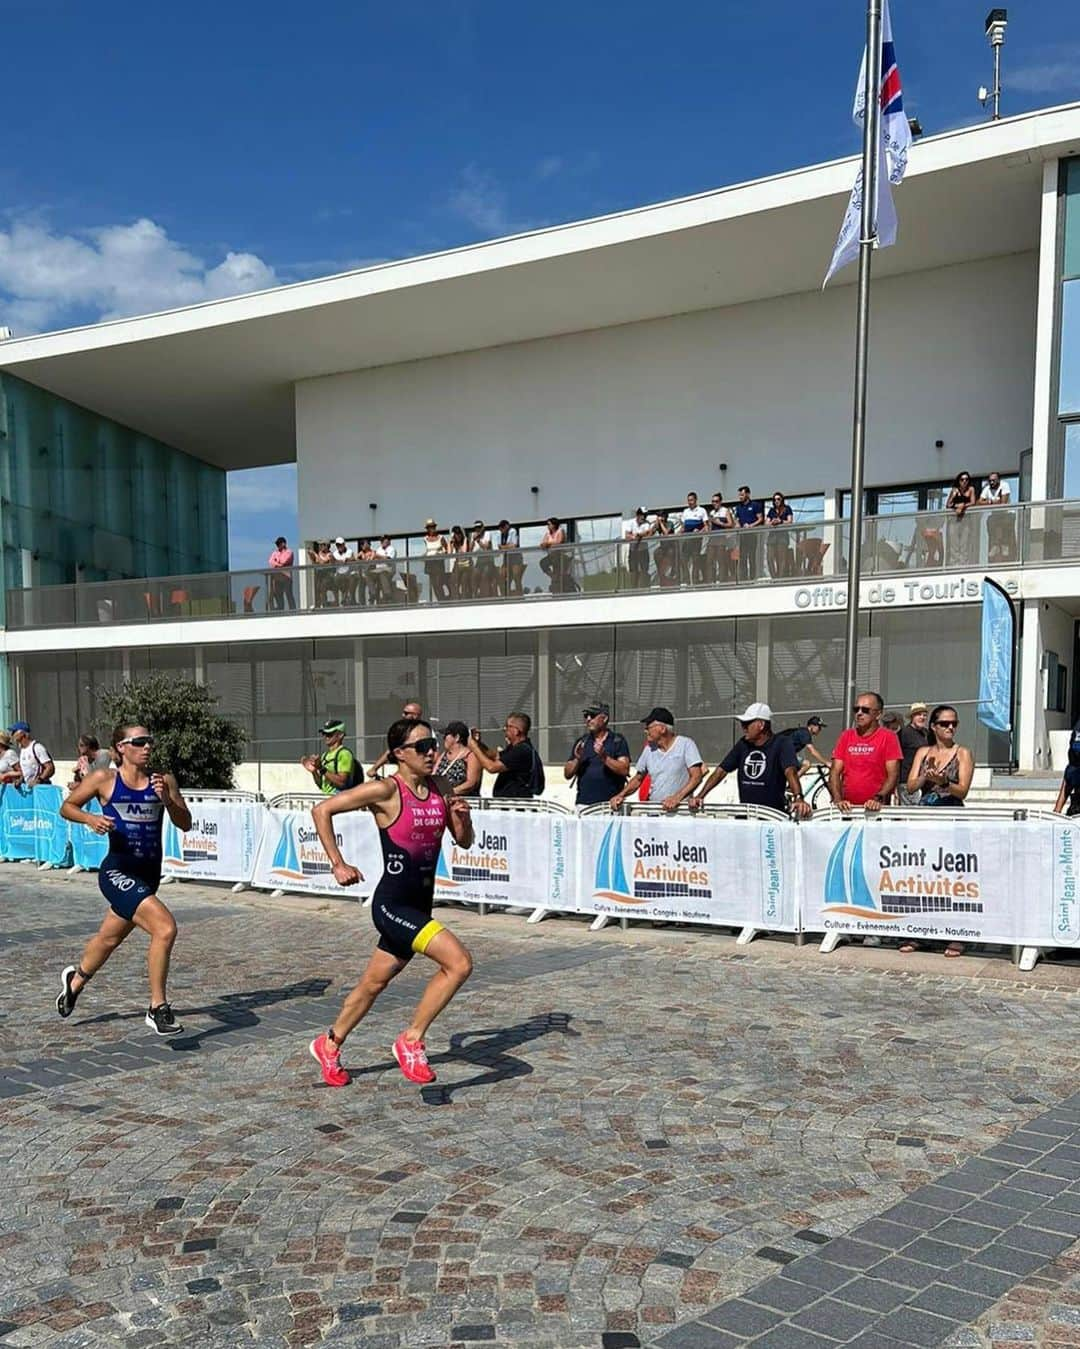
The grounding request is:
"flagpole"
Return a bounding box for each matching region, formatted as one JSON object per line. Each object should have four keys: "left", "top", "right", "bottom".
{"left": 842, "top": 0, "right": 885, "bottom": 717}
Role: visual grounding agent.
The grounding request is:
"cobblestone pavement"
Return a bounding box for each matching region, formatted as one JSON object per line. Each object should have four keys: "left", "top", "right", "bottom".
{"left": 1, "top": 868, "right": 1079, "bottom": 1349}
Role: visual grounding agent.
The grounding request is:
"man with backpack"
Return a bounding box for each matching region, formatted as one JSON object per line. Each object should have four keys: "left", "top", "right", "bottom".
{"left": 469, "top": 714, "right": 545, "bottom": 798}
{"left": 301, "top": 719, "right": 361, "bottom": 794}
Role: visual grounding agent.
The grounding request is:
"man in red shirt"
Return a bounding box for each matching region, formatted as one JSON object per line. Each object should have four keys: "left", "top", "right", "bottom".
{"left": 830, "top": 691, "right": 901, "bottom": 813}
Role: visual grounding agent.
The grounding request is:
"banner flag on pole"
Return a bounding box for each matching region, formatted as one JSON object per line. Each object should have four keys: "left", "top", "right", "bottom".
{"left": 978, "top": 578, "right": 1016, "bottom": 733}
{"left": 825, "top": 0, "right": 910, "bottom": 287}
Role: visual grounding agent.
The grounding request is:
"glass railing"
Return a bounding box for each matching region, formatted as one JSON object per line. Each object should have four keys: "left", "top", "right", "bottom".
{"left": 7, "top": 500, "right": 1077, "bottom": 631}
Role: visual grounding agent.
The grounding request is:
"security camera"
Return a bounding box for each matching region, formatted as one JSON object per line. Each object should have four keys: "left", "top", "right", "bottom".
{"left": 719, "top": 462, "right": 728, "bottom": 472}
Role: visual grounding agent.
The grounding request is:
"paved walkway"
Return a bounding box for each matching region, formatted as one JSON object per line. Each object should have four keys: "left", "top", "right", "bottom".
{"left": 1, "top": 868, "right": 1079, "bottom": 1348}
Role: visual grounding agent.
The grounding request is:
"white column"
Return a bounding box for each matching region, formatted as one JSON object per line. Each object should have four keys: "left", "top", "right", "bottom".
{"left": 536, "top": 629, "right": 551, "bottom": 763}
{"left": 353, "top": 637, "right": 366, "bottom": 767}
{"left": 1016, "top": 598, "right": 1045, "bottom": 772}
{"left": 1030, "top": 159, "right": 1060, "bottom": 505}
{"left": 193, "top": 646, "right": 205, "bottom": 685}
{"left": 755, "top": 618, "right": 771, "bottom": 706}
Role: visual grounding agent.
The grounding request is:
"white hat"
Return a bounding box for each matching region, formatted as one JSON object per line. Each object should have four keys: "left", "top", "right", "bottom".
{"left": 334, "top": 536, "right": 345, "bottom": 545}
{"left": 738, "top": 701, "right": 773, "bottom": 723}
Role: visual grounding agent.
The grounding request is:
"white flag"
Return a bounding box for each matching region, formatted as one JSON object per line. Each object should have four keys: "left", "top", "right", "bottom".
{"left": 824, "top": 0, "right": 908, "bottom": 287}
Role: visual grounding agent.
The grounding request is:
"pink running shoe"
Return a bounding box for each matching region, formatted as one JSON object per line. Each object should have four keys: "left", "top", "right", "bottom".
{"left": 309, "top": 1032, "right": 350, "bottom": 1087}
{"left": 392, "top": 1033, "right": 436, "bottom": 1084}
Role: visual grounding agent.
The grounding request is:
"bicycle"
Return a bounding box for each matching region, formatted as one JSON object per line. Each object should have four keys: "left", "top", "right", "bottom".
{"left": 787, "top": 763, "right": 832, "bottom": 813}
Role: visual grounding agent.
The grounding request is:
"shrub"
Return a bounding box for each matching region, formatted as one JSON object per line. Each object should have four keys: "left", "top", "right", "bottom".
{"left": 96, "top": 673, "right": 246, "bottom": 789}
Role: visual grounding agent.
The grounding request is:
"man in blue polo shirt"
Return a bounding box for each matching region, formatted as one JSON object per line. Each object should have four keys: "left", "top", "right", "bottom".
{"left": 733, "top": 485, "right": 764, "bottom": 581}
{"left": 564, "top": 704, "right": 631, "bottom": 806}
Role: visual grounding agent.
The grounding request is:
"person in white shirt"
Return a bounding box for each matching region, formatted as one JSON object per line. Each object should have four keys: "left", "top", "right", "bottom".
{"left": 372, "top": 534, "right": 397, "bottom": 604}
{"left": 329, "top": 536, "right": 356, "bottom": 606}
{"left": 624, "top": 507, "right": 654, "bottom": 588}
{"left": 497, "top": 519, "right": 524, "bottom": 596}
{"left": 707, "top": 492, "right": 735, "bottom": 583}
{"left": 0, "top": 730, "right": 20, "bottom": 783}
{"left": 978, "top": 471, "right": 1015, "bottom": 562}
{"left": 8, "top": 722, "right": 55, "bottom": 787}
{"left": 679, "top": 492, "right": 710, "bottom": 585}
{"left": 471, "top": 520, "right": 497, "bottom": 598}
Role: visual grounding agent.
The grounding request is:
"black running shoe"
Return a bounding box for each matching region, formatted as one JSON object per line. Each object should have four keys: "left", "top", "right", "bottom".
{"left": 56, "top": 965, "right": 81, "bottom": 1019}
{"left": 145, "top": 1003, "right": 184, "bottom": 1036}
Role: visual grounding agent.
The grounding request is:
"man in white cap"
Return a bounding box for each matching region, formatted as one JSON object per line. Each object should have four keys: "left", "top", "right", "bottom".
{"left": 690, "top": 703, "right": 810, "bottom": 817}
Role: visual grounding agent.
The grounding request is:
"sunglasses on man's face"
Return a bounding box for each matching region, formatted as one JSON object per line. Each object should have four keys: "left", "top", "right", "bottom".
{"left": 403, "top": 736, "right": 439, "bottom": 754}
{"left": 120, "top": 735, "right": 154, "bottom": 748}
{"left": 852, "top": 706, "right": 877, "bottom": 716}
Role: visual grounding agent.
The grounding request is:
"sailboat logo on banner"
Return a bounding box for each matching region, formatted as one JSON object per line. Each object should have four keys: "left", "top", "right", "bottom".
{"left": 434, "top": 844, "right": 458, "bottom": 892}
{"left": 593, "top": 821, "right": 645, "bottom": 904}
{"left": 823, "top": 827, "right": 897, "bottom": 921}
{"left": 163, "top": 818, "right": 185, "bottom": 867}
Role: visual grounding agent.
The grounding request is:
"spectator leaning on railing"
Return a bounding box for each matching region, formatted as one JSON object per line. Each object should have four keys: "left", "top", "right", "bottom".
{"left": 610, "top": 707, "right": 703, "bottom": 814}
{"left": 268, "top": 536, "right": 296, "bottom": 610}
{"left": 690, "top": 702, "right": 811, "bottom": 818}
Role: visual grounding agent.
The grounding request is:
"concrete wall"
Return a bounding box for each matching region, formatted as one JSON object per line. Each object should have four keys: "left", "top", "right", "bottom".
{"left": 296, "top": 253, "right": 1037, "bottom": 541}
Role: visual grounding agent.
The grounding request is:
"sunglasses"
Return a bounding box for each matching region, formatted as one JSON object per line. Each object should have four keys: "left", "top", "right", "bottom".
{"left": 933, "top": 719, "right": 958, "bottom": 729}
{"left": 119, "top": 735, "right": 154, "bottom": 747}
{"left": 403, "top": 736, "right": 439, "bottom": 754}
{"left": 852, "top": 706, "right": 877, "bottom": 715}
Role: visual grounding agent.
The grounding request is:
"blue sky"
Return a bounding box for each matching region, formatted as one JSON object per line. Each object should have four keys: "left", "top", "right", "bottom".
{"left": 1, "top": 1, "right": 1076, "bottom": 566}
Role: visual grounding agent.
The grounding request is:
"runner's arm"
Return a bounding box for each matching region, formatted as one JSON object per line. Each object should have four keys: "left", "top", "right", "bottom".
{"left": 160, "top": 775, "right": 193, "bottom": 832}
{"left": 311, "top": 779, "right": 395, "bottom": 867}
{"left": 434, "top": 779, "right": 475, "bottom": 848}
{"left": 59, "top": 769, "right": 115, "bottom": 830}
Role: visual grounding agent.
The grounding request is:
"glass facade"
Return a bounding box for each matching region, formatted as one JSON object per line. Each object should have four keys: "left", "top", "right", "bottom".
{"left": 0, "top": 370, "right": 228, "bottom": 602}
{"left": 12, "top": 605, "right": 999, "bottom": 769}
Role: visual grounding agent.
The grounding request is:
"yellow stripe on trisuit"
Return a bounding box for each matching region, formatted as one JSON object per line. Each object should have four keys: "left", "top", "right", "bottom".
{"left": 411, "top": 920, "right": 444, "bottom": 954}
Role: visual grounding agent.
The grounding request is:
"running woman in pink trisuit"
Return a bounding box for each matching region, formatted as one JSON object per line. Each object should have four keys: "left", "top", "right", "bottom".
{"left": 308, "top": 717, "right": 475, "bottom": 1087}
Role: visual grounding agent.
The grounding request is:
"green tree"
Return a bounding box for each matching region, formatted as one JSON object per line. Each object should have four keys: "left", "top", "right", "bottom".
{"left": 96, "top": 673, "right": 247, "bottom": 790}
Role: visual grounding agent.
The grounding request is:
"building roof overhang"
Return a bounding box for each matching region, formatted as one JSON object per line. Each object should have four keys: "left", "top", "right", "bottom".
{"left": 1, "top": 103, "right": 1077, "bottom": 470}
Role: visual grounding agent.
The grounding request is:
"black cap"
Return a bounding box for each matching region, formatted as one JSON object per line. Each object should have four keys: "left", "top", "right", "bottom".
{"left": 807, "top": 716, "right": 826, "bottom": 727}
{"left": 583, "top": 703, "right": 610, "bottom": 719}
{"left": 641, "top": 706, "right": 675, "bottom": 727}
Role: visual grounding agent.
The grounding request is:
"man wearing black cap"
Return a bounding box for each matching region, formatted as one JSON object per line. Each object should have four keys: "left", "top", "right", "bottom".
{"left": 610, "top": 707, "right": 703, "bottom": 813}
{"left": 564, "top": 704, "right": 630, "bottom": 806}
{"left": 789, "top": 716, "right": 830, "bottom": 770}
{"left": 301, "top": 720, "right": 358, "bottom": 794}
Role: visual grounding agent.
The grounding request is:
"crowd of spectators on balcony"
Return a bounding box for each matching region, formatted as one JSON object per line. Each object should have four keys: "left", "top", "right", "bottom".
{"left": 284, "top": 468, "right": 1017, "bottom": 611}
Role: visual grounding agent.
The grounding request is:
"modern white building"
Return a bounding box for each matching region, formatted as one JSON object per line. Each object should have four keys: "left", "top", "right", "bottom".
{"left": 2, "top": 102, "right": 1080, "bottom": 788}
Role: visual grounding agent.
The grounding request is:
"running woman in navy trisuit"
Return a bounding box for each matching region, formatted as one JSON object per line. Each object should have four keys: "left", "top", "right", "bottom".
{"left": 309, "top": 717, "right": 475, "bottom": 1087}
{"left": 57, "top": 723, "right": 192, "bottom": 1036}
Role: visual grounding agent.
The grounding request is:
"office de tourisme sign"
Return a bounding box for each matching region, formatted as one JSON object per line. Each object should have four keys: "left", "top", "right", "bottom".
{"left": 793, "top": 574, "right": 1020, "bottom": 612}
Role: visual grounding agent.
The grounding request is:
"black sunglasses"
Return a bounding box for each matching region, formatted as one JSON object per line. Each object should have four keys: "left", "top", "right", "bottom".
{"left": 933, "top": 719, "right": 958, "bottom": 729}
{"left": 852, "top": 705, "right": 877, "bottom": 715}
{"left": 119, "top": 735, "right": 154, "bottom": 747}
{"left": 403, "top": 736, "right": 439, "bottom": 754}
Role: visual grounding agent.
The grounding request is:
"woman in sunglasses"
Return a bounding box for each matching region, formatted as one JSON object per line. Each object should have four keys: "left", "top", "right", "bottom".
{"left": 57, "top": 724, "right": 192, "bottom": 1035}
{"left": 901, "top": 705, "right": 973, "bottom": 957}
{"left": 309, "top": 717, "right": 475, "bottom": 1089}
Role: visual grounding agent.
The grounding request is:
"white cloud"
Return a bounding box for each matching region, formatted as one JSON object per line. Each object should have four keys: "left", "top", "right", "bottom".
{"left": 1008, "top": 49, "right": 1080, "bottom": 95}
{"left": 447, "top": 163, "right": 515, "bottom": 234}
{"left": 0, "top": 215, "right": 278, "bottom": 335}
